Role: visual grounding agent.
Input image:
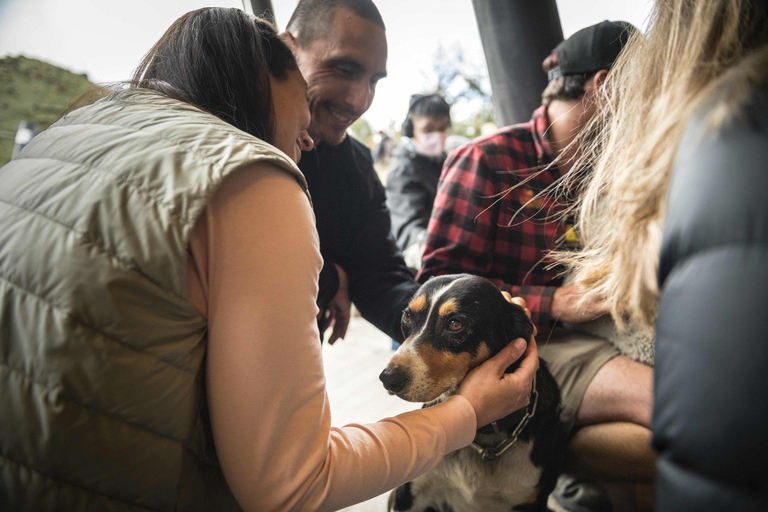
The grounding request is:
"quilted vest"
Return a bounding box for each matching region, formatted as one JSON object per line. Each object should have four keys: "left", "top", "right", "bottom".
{"left": 0, "top": 88, "right": 309, "bottom": 511}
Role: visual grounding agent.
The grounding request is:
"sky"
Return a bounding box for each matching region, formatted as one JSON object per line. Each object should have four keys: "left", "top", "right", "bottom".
{"left": 0, "top": 0, "right": 654, "bottom": 131}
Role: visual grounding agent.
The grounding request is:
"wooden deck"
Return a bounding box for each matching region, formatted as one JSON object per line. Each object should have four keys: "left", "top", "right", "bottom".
{"left": 322, "top": 315, "right": 417, "bottom": 511}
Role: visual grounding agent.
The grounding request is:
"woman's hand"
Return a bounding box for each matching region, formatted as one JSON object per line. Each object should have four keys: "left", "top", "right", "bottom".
{"left": 457, "top": 292, "right": 538, "bottom": 428}
{"left": 457, "top": 337, "right": 538, "bottom": 428}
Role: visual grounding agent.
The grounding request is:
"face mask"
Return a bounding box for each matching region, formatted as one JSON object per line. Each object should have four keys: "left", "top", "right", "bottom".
{"left": 413, "top": 131, "right": 446, "bottom": 157}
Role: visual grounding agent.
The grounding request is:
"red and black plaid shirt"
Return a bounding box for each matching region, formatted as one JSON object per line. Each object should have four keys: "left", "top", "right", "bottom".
{"left": 417, "top": 105, "right": 573, "bottom": 334}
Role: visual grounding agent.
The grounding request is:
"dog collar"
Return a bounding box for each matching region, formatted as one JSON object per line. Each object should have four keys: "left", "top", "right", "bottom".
{"left": 469, "top": 372, "right": 539, "bottom": 461}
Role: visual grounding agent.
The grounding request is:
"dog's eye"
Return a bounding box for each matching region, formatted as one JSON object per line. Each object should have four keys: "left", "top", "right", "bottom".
{"left": 447, "top": 319, "right": 463, "bottom": 332}
{"left": 402, "top": 310, "right": 413, "bottom": 323}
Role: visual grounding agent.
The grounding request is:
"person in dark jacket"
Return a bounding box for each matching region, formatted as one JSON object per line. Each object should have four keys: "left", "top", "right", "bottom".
{"left": 386, "top": 93, "right": 452, "bottom": 269}
{"left": 560, "top": 1, "right": 768, "bottom": 510}
{"left": 282, "top": 0, "right": 419, "bottom": 343}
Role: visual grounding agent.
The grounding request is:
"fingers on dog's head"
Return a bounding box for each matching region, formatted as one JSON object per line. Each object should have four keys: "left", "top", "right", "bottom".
{"left": 502, "top": 299, "right": 534, "bottom": 344}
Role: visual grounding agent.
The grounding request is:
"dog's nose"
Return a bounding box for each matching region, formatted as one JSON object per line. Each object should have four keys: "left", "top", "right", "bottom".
{"left": 379, "top": 366, "right": 411, "bottom": 394}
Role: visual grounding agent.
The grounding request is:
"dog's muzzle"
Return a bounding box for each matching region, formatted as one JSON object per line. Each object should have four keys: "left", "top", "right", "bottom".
{"left": 379, "top": 365, "right": 412, "bottom": 394}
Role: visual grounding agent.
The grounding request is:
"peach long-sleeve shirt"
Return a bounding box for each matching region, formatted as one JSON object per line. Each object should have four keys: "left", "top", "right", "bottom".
{"left": 184, "top": 163, "right": 476, "bottom": 512}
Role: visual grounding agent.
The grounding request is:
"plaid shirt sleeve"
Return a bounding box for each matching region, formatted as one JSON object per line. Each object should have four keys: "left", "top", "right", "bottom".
{"left": 417, "top": 142, "right": 557, "bottom": 334}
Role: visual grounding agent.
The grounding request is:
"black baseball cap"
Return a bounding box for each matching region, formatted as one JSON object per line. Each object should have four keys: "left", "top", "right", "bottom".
{"left": 547, "top": 20, "right": 637, "bottom": 82}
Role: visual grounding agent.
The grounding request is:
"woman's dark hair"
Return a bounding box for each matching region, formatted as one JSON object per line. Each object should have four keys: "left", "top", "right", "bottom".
{"left": 540, "top": 52, "right": 594, "bottom": 105}
{"left": 132, "top": 7, "right": 298, "bottom": 142}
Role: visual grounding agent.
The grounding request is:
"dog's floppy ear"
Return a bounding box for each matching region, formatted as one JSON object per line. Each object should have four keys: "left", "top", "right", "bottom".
{"left": 501, "top": 300, "right": 534, "bottom": 349}
{"left": 498, "top": 300, "right": 534, "bottom": 374}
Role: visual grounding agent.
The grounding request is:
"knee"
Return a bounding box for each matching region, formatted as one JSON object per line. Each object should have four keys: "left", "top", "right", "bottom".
{"left": 578, "top": 356, "right": 653, "bottom": 427}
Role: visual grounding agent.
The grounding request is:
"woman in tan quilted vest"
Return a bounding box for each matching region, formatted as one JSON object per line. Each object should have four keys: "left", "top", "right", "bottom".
{"left": 0, "top": 7, "right": 537, "bottom": 511}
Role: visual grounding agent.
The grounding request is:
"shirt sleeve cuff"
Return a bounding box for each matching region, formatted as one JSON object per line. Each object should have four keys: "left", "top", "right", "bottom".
{"left": 536, "top": 286, "right": 557, "bottom": 333}
{"left": 427, "top": 395, "right": 477, "bottom": 454}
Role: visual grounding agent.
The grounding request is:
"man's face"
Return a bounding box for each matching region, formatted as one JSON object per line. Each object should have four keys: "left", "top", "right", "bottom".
{"left": 291, "top": 8, "right": 387, "bottom": 146}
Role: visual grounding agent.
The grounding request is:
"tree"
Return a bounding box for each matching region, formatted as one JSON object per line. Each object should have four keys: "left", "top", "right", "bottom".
{"left": 422, "top": 45, "right": 496, "bottom": 139}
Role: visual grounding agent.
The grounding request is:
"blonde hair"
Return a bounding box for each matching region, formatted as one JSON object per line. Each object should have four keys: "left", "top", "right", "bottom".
{"left": 559, "top": 0, "right": 768, "bottom": 328}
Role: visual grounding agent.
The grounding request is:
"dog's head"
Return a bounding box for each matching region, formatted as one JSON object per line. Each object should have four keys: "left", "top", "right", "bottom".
{"left": 380, "top": 274, "right": 534, "bottom": 402}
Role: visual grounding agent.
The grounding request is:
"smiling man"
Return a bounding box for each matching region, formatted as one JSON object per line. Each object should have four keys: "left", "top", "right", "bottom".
{"left": 283, "top": 0, "right": 420, "bottom": 344}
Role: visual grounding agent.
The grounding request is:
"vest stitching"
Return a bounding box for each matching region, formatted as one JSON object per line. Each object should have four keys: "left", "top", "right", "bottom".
{"left": 12, "top": 152, "right": 193, "bottom": 226}
{"left": 0, "top": 195, "right": 191, "bottom": 305}
{"left": 0, "top": 273, "right": 197, "bottom": 375}
{"left": 57, "top": 90, "right": 308, "bottom": 191}
{"left": 48, "top": 119, "right": 299, "bottom": 226}
{"left": 0, "top": 452, "right": 162, "bottom": 512}
{"left": 0, "top": 361, "right": 185, "bottom": 444}
{"left": 64, "top": 112, "right": 307, "bottom": 197}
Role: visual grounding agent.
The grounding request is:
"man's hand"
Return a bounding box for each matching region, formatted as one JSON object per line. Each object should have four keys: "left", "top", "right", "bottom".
{"left": 321, "top": 264, "right": 351, "bottom": 344}
{"left": 550, "top": 283, "right": 610, "bottom": 324}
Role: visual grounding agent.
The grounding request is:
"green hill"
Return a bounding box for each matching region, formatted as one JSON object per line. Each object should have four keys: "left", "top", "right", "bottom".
{"left": 0, "top": 55, "right": 95, "bottom": 165}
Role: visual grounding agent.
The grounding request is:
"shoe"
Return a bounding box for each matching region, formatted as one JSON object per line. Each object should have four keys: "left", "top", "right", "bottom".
{"left": 548, "top": 475, "right": 612, "bottom": 512}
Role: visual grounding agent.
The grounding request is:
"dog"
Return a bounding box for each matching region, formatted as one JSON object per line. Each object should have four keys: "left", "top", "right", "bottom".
{"left": 380, "top": 274, "right": 566, "bottom": 512}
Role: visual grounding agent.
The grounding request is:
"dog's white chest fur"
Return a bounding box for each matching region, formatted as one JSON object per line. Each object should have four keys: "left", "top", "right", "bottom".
{"left": 409, "top": 439, "right": 542, "bottom": 512}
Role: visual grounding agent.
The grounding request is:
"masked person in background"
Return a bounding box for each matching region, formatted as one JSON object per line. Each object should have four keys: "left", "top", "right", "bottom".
{"left": 386, "top": 94, "right": 452, "bottom": 270}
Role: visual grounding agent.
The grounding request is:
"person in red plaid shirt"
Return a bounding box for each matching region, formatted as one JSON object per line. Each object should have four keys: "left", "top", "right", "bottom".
{"left": 418, "top": 21, "right": 654, "bottom": 512}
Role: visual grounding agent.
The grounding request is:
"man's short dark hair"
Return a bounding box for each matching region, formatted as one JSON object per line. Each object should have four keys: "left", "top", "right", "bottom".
{"left": 286, "top": 0, "right": 385, "bottom": 48}
{"left": 540, "top": 52, "right": 594, "bottom": 105}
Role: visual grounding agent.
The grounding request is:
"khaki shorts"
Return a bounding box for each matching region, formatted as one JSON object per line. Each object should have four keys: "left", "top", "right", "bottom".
{"left": 537, "top": 328, "right": 619, "bottom": 432}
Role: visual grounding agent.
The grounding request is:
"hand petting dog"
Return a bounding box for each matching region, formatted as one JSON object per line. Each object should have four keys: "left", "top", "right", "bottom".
{"left": 458, "top": 335, "right": 538, "bottom": 429}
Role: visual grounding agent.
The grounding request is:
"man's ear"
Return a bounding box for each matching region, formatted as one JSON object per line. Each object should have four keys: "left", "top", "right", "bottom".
{"left": 281, "top": 31, "right": 298, "bottom": 51}
{"left": 593, "top": 69, "right": 609, "bottom": 88}
{"left": 587, "top": 69, "right": 609, "bottom": 98}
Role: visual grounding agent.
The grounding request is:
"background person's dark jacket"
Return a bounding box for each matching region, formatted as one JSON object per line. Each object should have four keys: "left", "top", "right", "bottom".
{"left": 654, "top": 83, "right": 768, "bottom": 512}
{"left": 299, "top": 136, "right": 419, "bottom": 342}
{"left": 385, "top": 142, "right": 445, "bottom": 258}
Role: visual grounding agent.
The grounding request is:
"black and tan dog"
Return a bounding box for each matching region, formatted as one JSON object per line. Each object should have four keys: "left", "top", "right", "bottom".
{"left": 380, "top": 274, "right": 566, "bottom": 512}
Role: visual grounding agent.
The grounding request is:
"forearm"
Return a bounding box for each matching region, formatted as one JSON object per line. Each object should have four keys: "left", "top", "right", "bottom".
{"left": 309, "top": 397, "right": 475, "bottom": 512}
{"left": 200, "top": 167, "right": 473, "bottom": 511}
{"left": 349, "top": 270, "right": 419, "bottom": 342}
{"left": 346, "top": 178, "right": 419, "bottom": 340}
{"left": 316, "top": 259, "right": 339, "bottom": 312}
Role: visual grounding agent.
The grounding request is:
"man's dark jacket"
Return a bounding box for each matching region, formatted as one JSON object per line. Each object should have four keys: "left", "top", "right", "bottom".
{"left": 653, "top": 83, "right": 768, "bottom": 512}
{"left": 299, "top": 136, "right": 418, "bottom": 342}
{"left": 385, "top": 143, "right": 445, "bottom": 252}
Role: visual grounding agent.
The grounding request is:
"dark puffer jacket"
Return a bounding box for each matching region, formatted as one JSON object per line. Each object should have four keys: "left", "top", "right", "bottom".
{"left": 385, "top": 142, "right": 445, "bottom": 266}
{"left": 654, "top": 83, "right": 768, "bottom": 511}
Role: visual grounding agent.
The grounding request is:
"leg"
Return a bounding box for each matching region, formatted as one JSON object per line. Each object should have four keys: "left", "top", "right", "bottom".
{"left": 576, "top": 355, "right": 653, "bottom": 428}
{"left": 565, "top": 422, "right": 656, "bottom": 481}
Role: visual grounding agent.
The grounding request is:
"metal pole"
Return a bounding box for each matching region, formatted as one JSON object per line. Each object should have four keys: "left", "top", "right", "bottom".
{"left": 472, "top": 0, "right": 564, "bottom": 126}
{"left": 243, "top": 0, "right": 276, "bottom": 24}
